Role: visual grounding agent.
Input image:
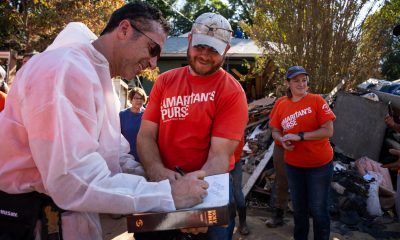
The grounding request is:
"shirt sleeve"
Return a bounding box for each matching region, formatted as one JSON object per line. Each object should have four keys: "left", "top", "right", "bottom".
{"left": 212, "top": 90, "right": 248, "bottom": 140}
{"left": 315, "top": 95, "right": 336, "bottom": 125}
{"left": 269, "top": 97, "right": 285, "bottom": 129}
{"left": 22, "top": 58, "right": 175, "bottom": 214}
{"left": 269, "top": 103, "right": 283, "bottom": 130}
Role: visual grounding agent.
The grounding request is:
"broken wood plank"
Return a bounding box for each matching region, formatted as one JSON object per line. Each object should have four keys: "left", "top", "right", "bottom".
{"left": 242, "top": 142, "right": 275, "bottom": 197}
{"left": 325, "top": 78, "right": 346, "bottom": 104}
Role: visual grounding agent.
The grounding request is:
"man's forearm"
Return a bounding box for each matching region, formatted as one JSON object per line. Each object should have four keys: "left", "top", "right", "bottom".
{"left": 201, "top": 155, "right": 230, "bottom": 176}
{"left": 201, "top": 137, "right": 238, "bottom": 176}
{"left": 137, "top": 135, "right": 166, "bottom": 181}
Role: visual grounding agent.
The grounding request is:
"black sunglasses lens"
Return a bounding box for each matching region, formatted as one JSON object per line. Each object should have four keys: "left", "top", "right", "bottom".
{"left": 151, "top": 44, "right": 161, "bottom": 59}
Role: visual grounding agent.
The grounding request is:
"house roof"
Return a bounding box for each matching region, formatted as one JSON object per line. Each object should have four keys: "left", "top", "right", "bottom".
{"left": 161, "top": 36, "right": 265, "bottom": 58}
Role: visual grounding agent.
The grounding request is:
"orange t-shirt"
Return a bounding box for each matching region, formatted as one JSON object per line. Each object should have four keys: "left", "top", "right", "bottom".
{"left": 270, "top": 93, "right": 336, "bottom": 167}
{"left": 144, "top": 66, "right": 248, "bottom": 172}
{"left": 0, "top": 91, "right": 6, "bottom": 112}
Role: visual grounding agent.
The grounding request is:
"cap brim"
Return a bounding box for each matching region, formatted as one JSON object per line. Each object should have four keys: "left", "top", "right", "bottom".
{"left": 394, "top": 25, "right": 400, "bottom": 36}
{"left": 192, "top": 34, "right": 227, "bottom": 55}
{"left": 287, "top": 71, "right": 308, "bottom": 79}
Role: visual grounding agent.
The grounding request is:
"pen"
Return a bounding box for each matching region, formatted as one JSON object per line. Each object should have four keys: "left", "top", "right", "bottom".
{"left": 175, "top": 166, "right": 185, "bottom": 176}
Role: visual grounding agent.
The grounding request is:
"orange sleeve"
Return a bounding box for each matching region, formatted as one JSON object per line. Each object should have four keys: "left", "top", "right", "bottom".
{"left": 212, "top": 91, "right": 248, "bottom": 141}
{"left": 315, "top": 95, "right": 336, "bottom": 125}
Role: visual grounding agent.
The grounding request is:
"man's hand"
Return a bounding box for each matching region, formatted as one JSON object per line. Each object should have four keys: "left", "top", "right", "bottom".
{"left": 385, "top": 115, "right": 396, "bottom": 129}
{"left": 382, "top": 148, "right": 400, "bottom": 169}
{"left": 171, "top": 170, "right": 209, "bottom": 209}
{"left": 148, "top": 165, "right": 182, "bottom": 182}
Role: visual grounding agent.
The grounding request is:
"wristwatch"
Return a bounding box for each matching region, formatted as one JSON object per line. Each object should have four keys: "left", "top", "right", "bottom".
{"left": 298, "top": 132, "right": 305, "bottom": 141}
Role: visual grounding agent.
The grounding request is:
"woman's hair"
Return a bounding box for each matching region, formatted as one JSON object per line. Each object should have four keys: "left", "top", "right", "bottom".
{"left": 128, "top": 87, "right": 148, "bottom": 104}
{"left": 285, "top": 85, "right": 293, "bottom": 98}
{"left": 0, "top": 66, "right": 8, "bottom": 94}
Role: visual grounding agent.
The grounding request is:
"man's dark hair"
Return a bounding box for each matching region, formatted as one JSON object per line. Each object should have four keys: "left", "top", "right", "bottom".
{"left": 100, "top": 1, "right": 170, "bottom": 36}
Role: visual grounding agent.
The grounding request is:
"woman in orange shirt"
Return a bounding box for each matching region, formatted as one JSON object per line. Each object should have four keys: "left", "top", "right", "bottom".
{"left": 269, "top": 66, "right": 336, "bottom": 240}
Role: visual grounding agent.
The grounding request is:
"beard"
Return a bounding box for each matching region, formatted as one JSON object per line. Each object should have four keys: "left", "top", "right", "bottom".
{"left": 187, "top": 49, "right": 225, "bottom": 76}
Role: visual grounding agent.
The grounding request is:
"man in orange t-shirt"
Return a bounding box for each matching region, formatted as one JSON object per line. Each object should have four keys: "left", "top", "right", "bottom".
{"left": 137, "top": 13, "right": 248, "bottom": 240}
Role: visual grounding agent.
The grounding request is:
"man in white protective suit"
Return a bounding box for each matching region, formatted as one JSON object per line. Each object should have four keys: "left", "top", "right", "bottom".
{"left": 0, "top": 2, "right": 208, "bottom": 240}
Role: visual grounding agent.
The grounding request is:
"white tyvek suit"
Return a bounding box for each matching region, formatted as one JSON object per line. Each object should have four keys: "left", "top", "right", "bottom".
{"left": 0, "top": 23, "right": 175, "bottom": 239}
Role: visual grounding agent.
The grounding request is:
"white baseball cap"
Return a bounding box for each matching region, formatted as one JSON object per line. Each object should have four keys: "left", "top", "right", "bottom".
{"left": 191, "top": 13, "right": 233, "bottom": 55}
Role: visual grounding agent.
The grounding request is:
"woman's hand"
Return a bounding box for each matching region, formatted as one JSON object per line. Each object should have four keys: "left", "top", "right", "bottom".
{"left": 282, "top": 133, "right": 301, "bottom": 142}
{"left": 279, "top": 135, "right": 295, "bottom": 151}
{"left": 280, "top": 133, "right": 302, "bottom": 151}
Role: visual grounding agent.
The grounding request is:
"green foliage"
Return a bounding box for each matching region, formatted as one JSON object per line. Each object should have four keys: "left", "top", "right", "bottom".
{"left": 361, "top": 0, "right": 400, "bottom": 81}
{"left": 174, "top": 0, "right": 235, "bottom": 34}
{"left": 243, "top": 0, "right": 383, "bottom": 93}
{"left": 381, "top": 45, "right": 400, "bottom": 80}
{"left": 140, "top": 0, "right": 254, "bottom": 35}
{"left": 0, "top": 0, "right": 124, "bottom": 53}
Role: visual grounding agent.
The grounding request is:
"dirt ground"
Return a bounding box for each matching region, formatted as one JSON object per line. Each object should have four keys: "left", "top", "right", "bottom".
{"left": 100, "top": 207, "right": 400, "bottom": 240}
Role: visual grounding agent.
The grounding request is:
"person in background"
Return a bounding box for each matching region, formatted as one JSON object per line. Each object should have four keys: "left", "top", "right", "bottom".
{"left": 382, "top": 23, "right": 400, "bottom": 222}
{"left": 137, "top": 12, "right": 248, "bottom": 240}
{"left": 120, "top": 87, "right": 147, "bottom": 162}
{"left": 383, "top": 106, "right": 399, "bottom": 221}
{"left": 0, "top": 2, "right": 208, "bottom": 240}
{"left": 0, "top": 66, "right": 7, "bottom": 112}
{"left": 231, "top": 137, "right": 250, "bottom": 235}
{"left": 382, "top": 147, "right": 400, "bottom": 222}
{"left": 266, "top": 96, "right": 289, "bottom": 228}
{"left": 269, "top": 66, "right": 336, "bottom": 240}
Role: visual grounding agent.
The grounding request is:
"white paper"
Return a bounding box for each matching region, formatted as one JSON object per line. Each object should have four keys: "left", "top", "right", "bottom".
{"left": 189, "top": 173, "right": 230, "bottom": 210}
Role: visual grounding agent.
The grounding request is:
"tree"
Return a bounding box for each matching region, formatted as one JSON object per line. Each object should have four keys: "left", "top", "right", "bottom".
{"left": 173, "top": 0, "right": 235, "bottom": 35}
{"left": 243, "top": 0, "right": 382, "bottom": 93}
{"left": 138, "top": 0, "right": 254, "bottom": 35}
{"left": 0, "top": 0, "right": 124, "bottom": 53}
{"left": 360, "top": 0, "right": 400, "bottom": 81}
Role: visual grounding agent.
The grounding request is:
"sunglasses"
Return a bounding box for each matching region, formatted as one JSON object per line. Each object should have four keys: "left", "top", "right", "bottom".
{"left": 129, "top": 21, "right": 161, "bottom": 59}
{"left": 192, "top": 22, "right": 232, "bottom": 42}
